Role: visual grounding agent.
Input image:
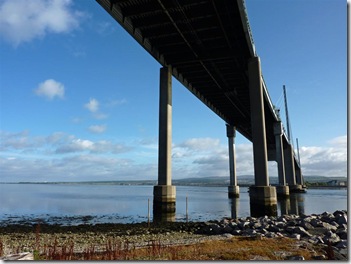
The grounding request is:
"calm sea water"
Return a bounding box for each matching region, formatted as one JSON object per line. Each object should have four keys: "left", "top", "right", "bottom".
{"left": 0, "top": 183, "right": 347, "bottom": 225}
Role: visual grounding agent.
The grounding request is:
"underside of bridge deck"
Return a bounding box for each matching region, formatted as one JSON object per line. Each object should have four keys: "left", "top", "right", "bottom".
{"left": 96, "top": 0, "right": 261, "bottom": 141}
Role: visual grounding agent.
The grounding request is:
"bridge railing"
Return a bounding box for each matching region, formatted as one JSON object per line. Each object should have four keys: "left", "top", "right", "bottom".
{"left": 261, "top": 75, "right": 280, "bottom": 122}
{"left": 237, "top": 0, "right": 256, "bottom": 57}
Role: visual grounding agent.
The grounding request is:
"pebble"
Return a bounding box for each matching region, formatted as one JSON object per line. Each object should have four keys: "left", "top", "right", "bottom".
{"left": 286, "top": 255, "right": 305, "bottom": 260}
{"left": 312, "top": 254, "right": 326, "bottom": 260}
{"left": 290, "top": 233, "right": 301, "bottom": 240}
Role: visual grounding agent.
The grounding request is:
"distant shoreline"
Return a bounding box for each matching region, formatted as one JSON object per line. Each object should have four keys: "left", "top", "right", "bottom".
{"left": 0, "top": 181, "right": 347, "bottom": 189}
{"left": 303, "top": 185, "right": 347, "bottom": 189}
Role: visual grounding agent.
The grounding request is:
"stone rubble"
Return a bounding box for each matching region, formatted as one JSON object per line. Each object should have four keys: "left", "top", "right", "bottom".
{"left": 197, "top": 210, "right": 348, "bottom": 260}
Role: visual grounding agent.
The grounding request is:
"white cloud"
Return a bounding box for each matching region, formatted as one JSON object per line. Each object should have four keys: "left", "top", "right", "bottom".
{"left": 180, "top": 137, "right": 220, "bottom": 151}
{"left": 0, "top": 132, "right": 347, "bottom": 181}
{"left": 95, "top": 21, "right": 116, "bottom": 36}
{"left": 0, "top": 0, "right": 83, "bottom": 47}
{"left": 71, "top": 117, "right": 83, "bottom": 124}
{"left": 173, "top": 138, "right": 234, "bottom": 177}
{"left": 172, "top": 135, "right": 347, "bottom": 178}
{"left": 56, "top": 139, "right": 94, "bottom": 153}
{"left": 84, "top": 98, "right": 99, "bottom": 113}
{"left": 0, "top": 154, "right": 139, "bottom": 182}
{"left": 327, "top": 135, "right": 347, "bottom": 147}
{"left": 173, "top": 137, "right": 221, "bottom": 159}
{"left": 92, "top": 112, "right": 108, "bottom": 120}
{"left": 299, "top": 135, "right": 347, "bottom": 176}
{"left": 34, "top": 79, "right": 65, "bottom": 100}
{"left": 172, "top": 138, "right": 254, "bottom": 178}
{"left": 0, "top": 130, "right": 33, "bottom": 150}
{"left": 83, "top": 98, "right": 126, "bottom": 120}
{"left": 88, "top": 125, "right": 107, "bottom": 134}
{"left": 55, "top": 138, "right": 131, "bottom": 154}
{"left": 84, "top": 98, "right": 110, "bottom": 119}
{"left": 106, "top": 98, "right": 127, "bottom": 107}
{"left": 0, "top": 130, "right": 131, "bottom": 156}
{"left": 91, "top": 140, "right": 132, "bottom": 154}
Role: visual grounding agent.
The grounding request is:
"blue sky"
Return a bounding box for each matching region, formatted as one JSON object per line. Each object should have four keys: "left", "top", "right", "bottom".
{"left": 0, "top": 0, "right": 347, "bottom": 182}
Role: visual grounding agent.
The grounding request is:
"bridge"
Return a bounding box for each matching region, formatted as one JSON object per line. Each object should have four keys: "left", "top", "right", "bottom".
{"left": 96, "top": 0, "right": 305, "bottom": 217}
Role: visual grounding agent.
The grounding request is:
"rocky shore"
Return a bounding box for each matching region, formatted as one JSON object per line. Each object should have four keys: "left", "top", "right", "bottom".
{"left": 0, "top": 210, "right": 348, "bottom": 260}
{"left": 198, "top": 210, "right": 348, "bottom": 260}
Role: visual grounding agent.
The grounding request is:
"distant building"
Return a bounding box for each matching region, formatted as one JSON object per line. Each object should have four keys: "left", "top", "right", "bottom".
{"left": 327, "top": 180, "right": 347, "bottom": 186}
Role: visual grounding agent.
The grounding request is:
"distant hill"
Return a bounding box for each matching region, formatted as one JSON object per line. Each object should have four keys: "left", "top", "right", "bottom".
{"left": 302, "top": 175, "right": 347, "bottom": 183}
{"left": 173, "top": 175, "right": 256, "bottom": 186}
{"left": 173, "top": 175, "right": 347, "bottom": 187}
{"left": 3, "top": 175, "right": 346, "bottom": 187}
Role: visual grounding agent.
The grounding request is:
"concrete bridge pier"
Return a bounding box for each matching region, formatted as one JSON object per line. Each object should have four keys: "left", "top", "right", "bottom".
{"left": 295, "top": 162, "right": 304, "bottom": 185}
{"left": 274, "top": 122, "right": 289, "bottom": 197}
{"left": 226, "top": 124, "right": 240, "bottom": 198}
{"left": 153, "top": 67, "right": 176, "bottom": 216}
{"left": 248, "top": 57, "right": 277, "bottom": 216}
{"left": 284, "top": 144, "right": 303, "bottom": 193}
{"left": 230, "top": 197, "right": 239, "bottom": 219}
{"left": 293, "top": 165, "right": 305, "bottom": 193}
{"left": 284, "top": 144, "right": 296, "bottom": 186}
{"left": 295, "top": 166, "right": 302, "bottom": 185}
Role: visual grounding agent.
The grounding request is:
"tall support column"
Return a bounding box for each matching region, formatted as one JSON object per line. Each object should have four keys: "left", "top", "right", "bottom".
{"left": 284, "top": 144, "right": 305, "bottom": 192}
{"left": 284, "top": 144, "right": 296, "bottom": 186}
{"left": 248, "top": 57, "right": 269, "bottom": 186}
{"left": 274, "top": 122, "right": 286, "bottom": 185}
{"left": 294, "top": 162, "right": 305, "bottom": 192}
{"left": 226, "top": 124, "right": 240, "bottom": 198}
{"left": 295, "top": 164, "right": 303, "bottom": 185}
{"left": 274, "top": 122, "right": 289, "bottom": 197}
{"left": 248, "top": 57, "right": 277, "bottom": 216}
{"left": 153, "top": 67, "right": 176, "bottom": 216}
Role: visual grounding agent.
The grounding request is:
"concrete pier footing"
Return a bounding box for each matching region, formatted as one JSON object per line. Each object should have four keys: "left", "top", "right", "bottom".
{"left": 249, "top": 186, "right": 277, "bottom": 217}
{"left": 153, "top": 185, "right": 176, "bottom": 213}
{"left": 249, "top": 186, "right": 277, "bottom": 204}
{"left": 276, "top": 185, "right": 290, "bottom": 197}
{"left": 289, "top": 184, "right": 306, "bottom": 193}
{"left": 228, "top": 185, "right": 240, "bottom": 198}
